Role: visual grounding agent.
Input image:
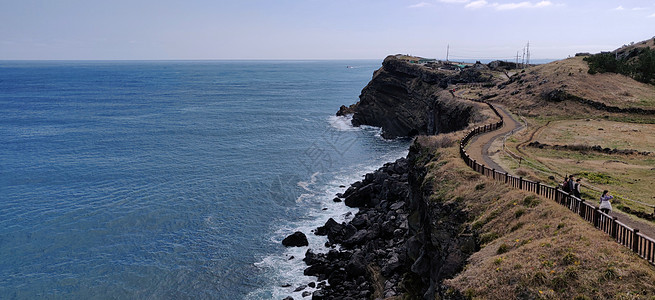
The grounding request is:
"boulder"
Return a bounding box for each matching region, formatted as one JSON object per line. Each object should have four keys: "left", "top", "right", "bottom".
{"left": 282, "top": 231, "right": 309, "bottom": 247}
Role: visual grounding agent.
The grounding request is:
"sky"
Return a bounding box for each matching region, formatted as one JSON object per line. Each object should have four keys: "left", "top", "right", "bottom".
{"left": 1, "top": 0, "right": 654, "bottom": 60}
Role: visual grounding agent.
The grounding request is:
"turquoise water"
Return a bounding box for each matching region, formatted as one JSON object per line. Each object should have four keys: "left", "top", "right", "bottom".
{"left": 0, "top": 60, "right": 409, "bottom": 299}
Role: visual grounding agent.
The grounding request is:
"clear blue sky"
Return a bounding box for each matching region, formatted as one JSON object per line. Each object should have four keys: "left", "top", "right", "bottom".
{"left": 1, "top": 0, "right": 654, "bottom": 60}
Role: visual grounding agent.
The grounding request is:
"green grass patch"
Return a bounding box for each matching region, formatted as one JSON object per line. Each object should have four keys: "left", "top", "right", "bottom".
{"left": 579, "top": 171, "right": 617, "bottom": 184}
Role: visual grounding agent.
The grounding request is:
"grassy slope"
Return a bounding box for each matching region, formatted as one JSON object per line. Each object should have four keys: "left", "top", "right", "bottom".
{"left": 471, "top": 57, "right": 655, "bottom": 122}
{"left": 461, "top": 44, "right": 655, "bottom": 216}
{"left": 413, "top": 137, "right": 655, "bottom": 299}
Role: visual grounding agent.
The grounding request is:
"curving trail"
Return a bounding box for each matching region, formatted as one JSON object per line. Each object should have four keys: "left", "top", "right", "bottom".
{"left": 459, "top": 95, "right": 655, "bottom": 240}
{"left": 464, "top": 104, "right": 520, "bottom": 173}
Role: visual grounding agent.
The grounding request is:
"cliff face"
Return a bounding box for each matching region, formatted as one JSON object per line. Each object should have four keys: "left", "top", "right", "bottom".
{"left": 303, "top": 141, "right": 475, "bottom": 299}
{"left": 338, "top": 55, "right": 490, "bottom": 139}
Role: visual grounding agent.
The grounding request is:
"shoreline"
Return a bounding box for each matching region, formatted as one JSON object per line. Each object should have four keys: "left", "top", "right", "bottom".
{"left": 249, "top": 126, "right": 410, "bottom": 299}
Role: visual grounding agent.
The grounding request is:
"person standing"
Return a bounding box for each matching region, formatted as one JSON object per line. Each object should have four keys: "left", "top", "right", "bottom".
{"left": 568, "top": 175, "right": 575, "bottom": 193}
{"left": 572, "top": 178, "right": 582, "bottom": 198}
{"left": 599, "top": 190, "right": 613, "bottom": 214}
{"left": 562, "top": 176, "right": 570, "bottom": 193}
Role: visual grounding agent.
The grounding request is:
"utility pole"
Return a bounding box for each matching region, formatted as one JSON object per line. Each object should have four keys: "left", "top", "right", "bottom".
{"left": 516, "top": 51, "right": 519, "bottom": 67}
{"left": 446, "top": 44, "right": 449, "bottom": 62}
{"left": 526, "top": 41, "right": 530, "bottom": 66}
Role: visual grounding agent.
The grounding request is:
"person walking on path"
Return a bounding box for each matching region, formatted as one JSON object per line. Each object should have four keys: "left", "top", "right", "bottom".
{"left": 600, "top": 190, "right": 613, "bottom": 214}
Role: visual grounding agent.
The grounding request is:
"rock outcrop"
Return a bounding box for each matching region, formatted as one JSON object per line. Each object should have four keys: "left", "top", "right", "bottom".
{"left": 282, "top": 231, "right": 309, "bottom": 247}
{"left": 338, "top": 55, "right": 491, "bottom": 139}
{"left": 300, "top": 143, "right": 477, "bottom": 299}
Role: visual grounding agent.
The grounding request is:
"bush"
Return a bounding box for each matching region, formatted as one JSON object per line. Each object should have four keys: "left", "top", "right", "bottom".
{"left": 480, "top": 232, "right": 499, "bottom": 244}
{"left": 522, "top": 195, "right": 540, "bottom": 208}
{"left": 584, "top": 48, "right": 655, "bottom": 85}
{"left": 510, "top": 222, "right": 524, "bottom": 232}
{"left": 497, "top": 243, "right": 510, "bottom": 254}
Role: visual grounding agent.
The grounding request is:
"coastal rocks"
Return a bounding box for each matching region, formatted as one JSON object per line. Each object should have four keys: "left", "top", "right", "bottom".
{"left": 340, "top": 55, "right": 486, "bottom": 139}
{"left": 282, "top": 231, "right": 309, "bottom": 247}
{"left": 302, "top": 157, "right": 412, "bottom": 299}
{"left": 336, "top": 104, "right": 356, "bottom": 116}
{"left": 294, "top": 142, "right": 481, "bottom": 300}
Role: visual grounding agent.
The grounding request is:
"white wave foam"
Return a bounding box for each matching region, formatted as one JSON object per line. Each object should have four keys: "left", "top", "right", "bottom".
{"left": 327, "top": 115, "right": 358, "bottom": 131}
{"left": 297, "top": 172, "right": 319, "bottom": 193}
{"left": 246, "top": 146, "right": 410, "bottom": 300}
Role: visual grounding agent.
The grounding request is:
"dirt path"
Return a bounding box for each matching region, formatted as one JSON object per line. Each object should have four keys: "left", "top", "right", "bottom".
{"left": 464, "top": 104, "right": 520, "bottom": 173}
{"left": 463, "top": 99, "right": 655, "bottom": 239}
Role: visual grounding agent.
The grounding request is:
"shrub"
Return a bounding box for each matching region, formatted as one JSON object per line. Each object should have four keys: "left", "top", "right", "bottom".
{"left": 583, "top": 48, "right": 655, "bottom": 85}
{"left": 565, "top": 266, "right": 579, "bottom": 280}
{"left": 497, "top": 243, "right": 510, "bottom": 254}
{"left": 532, "top": 272, "right": 547, "bottom": 285}
{"left": 522, "top": 195, "right": 540, "bottom": 208}
{"left": 562, "top": 252, "right": 578, "bottom": 265}
{"left": 510, "top": 222, "right": 524, "bottom": 232}
{"left": 515, "top": 209, "right": 526, "bottom": 218}
{"left": 480, "top": 232, "right": 499, "bottom": 244}
{"left": 601, "top": 267, "right": 618, "bottom": 281}
{"left": 550, "top": 275, "right": 568, "bottom": 291}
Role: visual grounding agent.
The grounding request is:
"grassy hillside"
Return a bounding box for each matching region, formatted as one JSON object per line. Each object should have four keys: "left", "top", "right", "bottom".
{"left": 452, "top": 38, "right": 655, "bottom": 220}
{"left": 413, "top": 136, "right": 655, "bottom": 299}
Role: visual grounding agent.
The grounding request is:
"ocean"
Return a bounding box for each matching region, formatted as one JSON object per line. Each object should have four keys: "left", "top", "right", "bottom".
{"left": 0, "top": 60, "right": 410, "bottom": 299}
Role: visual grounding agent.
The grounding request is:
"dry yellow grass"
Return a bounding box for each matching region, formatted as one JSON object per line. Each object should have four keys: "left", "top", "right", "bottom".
{"left": 413, "top": 137, "right": 655, "bottom": 299}
{"left": 486, "top": 56, "right": 655, "bottom": 119}
{"left": 496, "top": 117, "right": 655, "bottom": 210}
{"left": 535, "top": 119, "right": 655, "bottom": 151}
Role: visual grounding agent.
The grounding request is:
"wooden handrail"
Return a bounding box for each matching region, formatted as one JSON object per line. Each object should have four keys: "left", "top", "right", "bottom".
{"left": 456, "top": 94, "right": 655, "bottom": 265}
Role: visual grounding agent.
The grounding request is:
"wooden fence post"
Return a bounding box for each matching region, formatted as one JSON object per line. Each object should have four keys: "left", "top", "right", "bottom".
{"left": 519, "top": 177, "right": 523, "bottom": 190}
{"left": 579, "top": 200, "right": 586, "bottom": 219}
{"left": 633, "top": 229, "right": 640, "bottom": 253}
{"left": 536, "top": 182, "right": 540, "bottom": 195}
{"left": 611, "top": 217, "right": 618, "bottom": 239}
{"left": 594, "top": 208, "right": 600, "bottom": 228}
{"left": 492, "top": 169, "right": 495, "bottom": 180}
{"left": 505, "top": 172, "right": 509, "bottom": 183}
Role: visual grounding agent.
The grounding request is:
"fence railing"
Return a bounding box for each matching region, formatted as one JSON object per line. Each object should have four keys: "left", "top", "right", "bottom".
{"left": 458, "top": 97, "right": 655, "bottom": 265}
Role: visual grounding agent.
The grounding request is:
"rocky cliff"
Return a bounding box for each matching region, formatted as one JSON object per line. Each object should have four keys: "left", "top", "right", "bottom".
{"left": 337, "top": 55, "right": 492, "bottom": 139}
{"left": 299, "top": 140, "right": 476, "bottom": 299}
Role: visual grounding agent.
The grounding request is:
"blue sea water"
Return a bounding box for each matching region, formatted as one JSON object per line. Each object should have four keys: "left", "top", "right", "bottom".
{"left": 0, "top": 60, "right": 410, "bottom": 299}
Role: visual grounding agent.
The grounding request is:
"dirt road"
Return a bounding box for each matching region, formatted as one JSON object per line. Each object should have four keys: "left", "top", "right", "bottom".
{"left": 463, "top": 100, "right": 655, "bottom": 239}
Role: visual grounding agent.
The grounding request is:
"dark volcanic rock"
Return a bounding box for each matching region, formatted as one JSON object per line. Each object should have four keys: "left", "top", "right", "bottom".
{"left": 282, "top": 231, "right": 309, "bottom": 247}
{"left": 336, "top": 104, "right": 356, "bottom": 116}
{"left": 343, "top": 55, "right": 485, "bottom": 139}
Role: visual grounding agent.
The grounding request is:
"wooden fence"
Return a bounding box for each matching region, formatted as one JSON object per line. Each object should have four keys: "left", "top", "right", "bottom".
{"left": 458, "top": 99, "right": 655, "bottom": 265}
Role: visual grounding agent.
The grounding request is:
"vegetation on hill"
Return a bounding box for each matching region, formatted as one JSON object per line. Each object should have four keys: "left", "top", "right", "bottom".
{"left": 584, "top": 41, "right": 655, "bottom": 85}
{"left": 449, "top": 37, "right": 655, "bottom": 228}
{"left": 412, "top": 137, "right": 655, "bottom": 298}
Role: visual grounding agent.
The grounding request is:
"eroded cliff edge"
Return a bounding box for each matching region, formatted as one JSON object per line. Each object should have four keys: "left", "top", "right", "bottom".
{"left": 302, "top": 140, "right": 475, "bottom": 299}
{"left": 337, "top": 55, "right": 492, "bottom": 138}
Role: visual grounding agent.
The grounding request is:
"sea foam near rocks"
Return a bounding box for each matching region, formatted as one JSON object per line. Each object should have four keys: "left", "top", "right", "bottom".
{"left": 246, "top": 148, "right": 408, "bottom": 300}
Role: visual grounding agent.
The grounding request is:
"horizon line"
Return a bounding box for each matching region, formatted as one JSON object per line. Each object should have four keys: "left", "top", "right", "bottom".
{"left": 0, "top": 57, "right": 565, "bottom": 62}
